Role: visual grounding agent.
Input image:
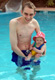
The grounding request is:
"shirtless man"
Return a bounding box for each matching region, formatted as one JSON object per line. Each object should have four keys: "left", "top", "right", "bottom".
{"left": 9, "top": 1, "right": 45, "bottom": 66}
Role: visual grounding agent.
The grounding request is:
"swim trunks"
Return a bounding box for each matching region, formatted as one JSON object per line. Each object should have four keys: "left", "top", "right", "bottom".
{"left": 11, "top": 50, "right": 40, "bottom": 67}
{"left": 11, "top": 50, "right": 31, "bottom": 66}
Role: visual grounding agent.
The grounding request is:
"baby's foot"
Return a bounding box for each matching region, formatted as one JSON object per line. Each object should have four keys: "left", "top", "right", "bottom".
{"left": 33, "top": 60, "right": 37, "bottom": 62}
{"left": 25, "top": 57, "right": 30, "bottom": 61}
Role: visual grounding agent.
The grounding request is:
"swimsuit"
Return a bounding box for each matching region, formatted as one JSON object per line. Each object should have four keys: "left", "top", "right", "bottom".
{"left": 31, "top": 42, "right": 44, "bottom": 56}
{"left": 11, "top": 50, "right": 31, "bottom": 66}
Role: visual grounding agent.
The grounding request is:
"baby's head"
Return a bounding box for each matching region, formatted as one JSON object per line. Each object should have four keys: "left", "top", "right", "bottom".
{"left": 33, "top": 32, "right": 46, "bottom": 45}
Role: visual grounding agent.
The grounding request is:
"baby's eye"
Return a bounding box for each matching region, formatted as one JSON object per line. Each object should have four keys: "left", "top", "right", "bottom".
{"left": 36, "top": 40, "right": 39, "bottom": 41}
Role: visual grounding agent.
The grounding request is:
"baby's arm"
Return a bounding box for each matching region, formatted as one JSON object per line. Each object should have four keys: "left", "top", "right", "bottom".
{"left": 32, "top": 44, "right": 46, "bottom": 55}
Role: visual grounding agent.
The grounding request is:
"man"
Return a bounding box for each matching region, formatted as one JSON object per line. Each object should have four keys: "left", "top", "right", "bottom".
{"left": 9, "top": 1, "right": 45, "bottom": 66}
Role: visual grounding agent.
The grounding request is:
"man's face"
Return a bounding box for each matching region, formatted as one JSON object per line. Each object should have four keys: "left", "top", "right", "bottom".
{"left": 21, "top": 6, "right": 36, "bottom": 23}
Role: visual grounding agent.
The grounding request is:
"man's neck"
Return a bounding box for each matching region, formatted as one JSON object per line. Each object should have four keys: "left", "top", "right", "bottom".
{"left": 21, "top": 17, "right": 31, "bottom": 24}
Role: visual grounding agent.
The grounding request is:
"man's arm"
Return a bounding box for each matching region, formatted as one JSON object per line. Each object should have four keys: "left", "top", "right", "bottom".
{"left": 43, "top": 44, "right": 46, "bottom": 56}
{"left": 30, "top": 42, "right": 35, "bottom": 50}
{"left": 34, "top": 20, "right": 40, "bottom": 33}
{"left": 9, "top": 19, "right": 26, "bottom": 57}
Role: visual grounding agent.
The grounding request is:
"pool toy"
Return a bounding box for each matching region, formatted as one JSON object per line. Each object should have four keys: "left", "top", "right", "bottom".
{"left": 31, "top": 50, "right": 38, "bottom": 56}
{"left": 31, "top": 42, "right": 38, "bottom": 56}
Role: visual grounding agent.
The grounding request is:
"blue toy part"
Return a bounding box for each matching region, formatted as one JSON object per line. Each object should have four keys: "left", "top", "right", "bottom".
{"left": 30, "top": 60, "right": 41, "bottom": 66}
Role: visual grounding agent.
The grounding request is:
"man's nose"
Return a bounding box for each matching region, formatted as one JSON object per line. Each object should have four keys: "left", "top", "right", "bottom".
{"left": 38, "top": 41, "right": 40, "bottom": 43}
{"left": 27, "top": 15, "right": 30, "bottom": 19}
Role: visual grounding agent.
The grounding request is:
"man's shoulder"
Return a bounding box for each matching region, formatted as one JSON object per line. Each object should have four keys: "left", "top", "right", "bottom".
{"left": 10, "top": 18, "right": 18, "bottom": 24}
{"left": 10, "top": 17, "right": 21, "bottom": 24}
{"left": 32, "top": 18, "right": 38, "bottom": 25}
{"left": 9, "top": 18, "right": 19, "bottom": 29}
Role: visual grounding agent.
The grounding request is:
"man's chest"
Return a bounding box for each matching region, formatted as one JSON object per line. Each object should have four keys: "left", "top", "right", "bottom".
{"left": 17, "top": 24, "right": 35, "bottom": 36}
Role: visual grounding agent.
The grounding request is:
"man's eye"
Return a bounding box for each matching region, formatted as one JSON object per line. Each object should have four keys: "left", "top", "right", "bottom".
{"left": 40, "top": 40, "right": 42, "bottom": 41}
{"left": 24, "top": 13, "right": 28, "bottom": 15}
{"left": 30, "top": 14, "right": 33, "bottom": 16}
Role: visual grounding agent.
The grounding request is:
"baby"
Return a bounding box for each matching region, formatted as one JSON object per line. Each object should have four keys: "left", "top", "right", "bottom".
{"left": 25, "top": 32, "right": 46, "bottom": 62}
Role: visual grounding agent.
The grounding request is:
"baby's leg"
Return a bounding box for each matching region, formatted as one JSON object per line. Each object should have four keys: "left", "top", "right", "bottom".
{"left": 33, "top": 54, "right": 41, "bottom": 62}
{"left": 33, "top": 58, "right": 39, "bottom": 62}
{"left": 25, "top": 52, "right": 32, "bottom": 61}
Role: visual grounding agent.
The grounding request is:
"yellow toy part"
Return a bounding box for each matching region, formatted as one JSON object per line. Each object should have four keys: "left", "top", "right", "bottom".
{"left": 31, "top": 50, "right": 38, "bottom": 56}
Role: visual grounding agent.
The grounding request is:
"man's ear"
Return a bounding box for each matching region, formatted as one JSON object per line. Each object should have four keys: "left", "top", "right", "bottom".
{"left": 34, "top": 12, "right": 36, "bottom": 16}
{"left": 21, "top": 10, "right": 23, "bottom": 15}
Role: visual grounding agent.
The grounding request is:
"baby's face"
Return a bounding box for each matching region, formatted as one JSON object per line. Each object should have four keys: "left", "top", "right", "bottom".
{"left": 36, "top": 37, "right": 44, "bottom": 45}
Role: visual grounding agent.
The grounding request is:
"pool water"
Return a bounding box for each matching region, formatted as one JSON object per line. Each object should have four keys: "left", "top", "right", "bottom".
{"left": 0, "top": 11, "right": 55, "bottom": 80}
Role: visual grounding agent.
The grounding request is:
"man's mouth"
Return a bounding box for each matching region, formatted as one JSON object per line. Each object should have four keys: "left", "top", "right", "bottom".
{"left": 25, "top": 18, "right": 31, "bottom": 22}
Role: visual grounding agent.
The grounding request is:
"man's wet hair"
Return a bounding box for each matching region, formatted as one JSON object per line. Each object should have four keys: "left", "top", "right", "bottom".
{"left": 22, "top": 1, "right": 36, "bottom": 12}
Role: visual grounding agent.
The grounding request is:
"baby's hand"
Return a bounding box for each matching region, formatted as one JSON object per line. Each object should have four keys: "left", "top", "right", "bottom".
{"left": 35, "top": 53, "right": 42, "bottom": 58}
{"left": 32, "top": 47, "right": 36, "bottom": 51}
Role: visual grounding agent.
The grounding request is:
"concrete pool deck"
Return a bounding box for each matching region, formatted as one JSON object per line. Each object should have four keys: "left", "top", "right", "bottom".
{"left": 36, "top": 7, "right": 55, "bottom": 11}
